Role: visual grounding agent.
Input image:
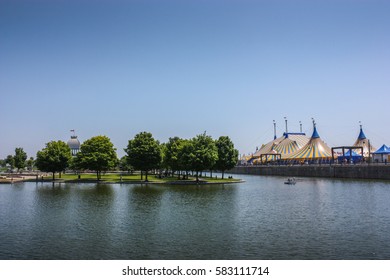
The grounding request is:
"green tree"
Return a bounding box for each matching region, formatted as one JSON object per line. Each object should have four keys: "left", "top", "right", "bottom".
{"left": 14, "top": 147, "right": 27, "bottom": 172}
{"left": 191, "top": 132, "right": 218, "bottom": 181}
{"left": 118, "top": 155, "right": 133, "bottom": 173}
{"left": 125, "top": 132, "right": 162, "bottom": 181}
{"left": 5, "top": 155, "right": 15, "bottom": 171}
{"left": 35, "top": 141, "right": 72, "bottom": 180}
{"left": 177, "top": 139, "right": 195, "bottom": 179}
{"left": 215, "top": 136, "right": 239, "bottom": 179}
{"left": 75, "top": 135, "right": 118, "bottom": 180}
{"left": 26, "top": 157, "right": 35, "bottom": 171}
{"left": 163, "top": 137, "right": 184, "bottom": 177}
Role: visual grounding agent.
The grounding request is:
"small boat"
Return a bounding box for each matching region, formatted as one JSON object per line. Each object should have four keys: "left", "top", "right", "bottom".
{"left": 284, "top": 177, "right": 296, "bottom": 185}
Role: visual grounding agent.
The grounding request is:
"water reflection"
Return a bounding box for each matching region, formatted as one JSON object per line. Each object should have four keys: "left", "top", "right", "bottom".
{"left": 1, "top": 177, "right": 390, "bottom": 259}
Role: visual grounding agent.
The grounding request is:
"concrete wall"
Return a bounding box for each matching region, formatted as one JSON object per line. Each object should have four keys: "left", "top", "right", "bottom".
{"left": 231, "top": 165, "right": 390, "bottom": 180}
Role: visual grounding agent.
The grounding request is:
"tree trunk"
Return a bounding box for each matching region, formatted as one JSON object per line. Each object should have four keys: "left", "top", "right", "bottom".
{"left": 96, "top": 171, "right": 100, "bottom": 180}
{"left": 59, "top": 171, "right": 62, "bottom": 179}
{"left": 210, "top": 170, "right": 213, "bottom": 178}
{"left": 141, "top": 171, "right": 143, "bottom": 180}
{"left": 222, "top": 171, "right": 225, "bottom": 179}
{"left": 145, "top": 171, "right": 148, "bottom": 181}
{"left": 52, "top": 172, "right": 55, "bottom": 180}
{"left": 196, "top": 171, "right": 199, "bottom": 182}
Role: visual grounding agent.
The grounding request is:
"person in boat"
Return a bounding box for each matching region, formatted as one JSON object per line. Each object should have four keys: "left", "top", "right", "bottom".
{"left": 286, "top": 177, "right": 296, "bottom": 184}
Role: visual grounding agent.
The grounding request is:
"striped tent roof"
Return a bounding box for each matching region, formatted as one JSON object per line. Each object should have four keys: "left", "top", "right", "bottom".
{"left": 253, "top": 136, "right": 284, "bottom": 158}
{"left": 253, "top": 133, "right": 310, "bottom": 159}
{"left": 253, "top": 149, "right": 280, "bottom": 163}
{"left": 274, "top": 134, "right": 310, "bottom": 158}
{"left": 285, "top": 126, "right": 332, "bottom": 160}
{"left": 353, "top": 126, "right": 375, "bottom": 157}
{"left": 241, "top": 154, "right": 252, "bottom": 161}
{"left": 239, "top": 154, "right": 252, "bottom": 164}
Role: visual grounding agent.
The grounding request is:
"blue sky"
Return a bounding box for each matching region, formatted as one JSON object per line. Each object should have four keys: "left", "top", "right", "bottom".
{"left": 1, "top": 0, "right": 389, "bottom": 158}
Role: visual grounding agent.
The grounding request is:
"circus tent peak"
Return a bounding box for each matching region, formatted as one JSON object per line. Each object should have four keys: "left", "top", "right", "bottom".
{"left": 353, "top": 125, "right": 375, "bottom": 156}
{"left": 357, "top": 125, "right": 367, "bottom": 140}
{"left": 285, "top": 125, "right": 332, "bottom": 160}
{"left": 311, "top": 125, "right": 320, "bottom": 139}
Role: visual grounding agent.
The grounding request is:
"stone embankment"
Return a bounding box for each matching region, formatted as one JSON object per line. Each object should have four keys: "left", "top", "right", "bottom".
{"left": 231, "top": 164, "right": 390, "bottom": 180}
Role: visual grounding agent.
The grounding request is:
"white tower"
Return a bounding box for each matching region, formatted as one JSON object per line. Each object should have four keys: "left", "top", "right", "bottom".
{"left": 67, "top": 130, "right": 80, "bottom": 156}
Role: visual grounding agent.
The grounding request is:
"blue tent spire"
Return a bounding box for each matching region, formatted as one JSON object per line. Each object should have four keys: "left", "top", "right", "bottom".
{"left": 311, "top": 125, "right": 320, "bottom": 139}
{"left": 311, "top": 118, "right": 320, "bottom": 138}
{"left": 358, "top": 124, "right": 366, "bottom": 140}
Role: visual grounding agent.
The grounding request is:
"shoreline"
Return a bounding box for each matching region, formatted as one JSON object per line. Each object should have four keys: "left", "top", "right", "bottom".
{"left": 231, "top": 164, "right": 390, "bottom": 180}
{"left": 3, "top": 164, "right": 390, "bottom": 183}
{"left": 0, "top": 174, "right": 243, "bottom": 185}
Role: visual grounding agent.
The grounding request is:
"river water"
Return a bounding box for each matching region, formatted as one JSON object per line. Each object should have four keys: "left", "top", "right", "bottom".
{"left": 1, "top": 174, "right": 390, "bottom": 260}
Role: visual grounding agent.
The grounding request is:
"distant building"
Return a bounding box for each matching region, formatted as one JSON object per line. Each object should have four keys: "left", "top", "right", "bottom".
{"left": 67, "top": 130, "right": 80, "bottom": 156}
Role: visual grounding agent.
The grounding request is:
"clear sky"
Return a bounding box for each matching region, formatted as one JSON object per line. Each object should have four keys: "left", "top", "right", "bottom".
{"left": 1, "top": 0, "right": 389, "bottom": 159}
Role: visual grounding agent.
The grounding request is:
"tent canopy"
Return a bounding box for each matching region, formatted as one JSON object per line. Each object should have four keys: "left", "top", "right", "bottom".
{"left": 353, "top": 126, "right": 375, "bottom": 156}
{"left": 343, "top": 150, "right": 362, "bottom": 157}
{"left": 373, "top": 144, "right": 390, "bottom": 154}
{"left": 285, "top": 125, "right": 332, "bottom": 160}
{"left": 254, "top": 133, "right": 309, "bottom": 159}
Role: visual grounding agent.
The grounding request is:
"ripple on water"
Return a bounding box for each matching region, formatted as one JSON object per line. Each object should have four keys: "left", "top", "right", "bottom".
{"left": 1, "top": 177, "right": 390, "bottom": 259}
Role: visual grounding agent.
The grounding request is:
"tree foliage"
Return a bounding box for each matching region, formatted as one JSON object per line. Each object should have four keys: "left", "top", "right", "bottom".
{"left": 75, "top": 135, "right": 118, "bottom": 180}
{"left": 215, "top": 136, "right": 239, "bottom": 179}
{"left": 5, "top": 155, "right": 15, "bottom": 171}
{"left": 35, "top": 141, "right": 72, "bottom": 180}
{"left": 163, "top": 137, "right": 184, "bottom": 174}
{"left": 159, "top": 133, "right": 239, "bottom": 180}
{"left": 177, "top": 139, "right": 195, "bottom": 178}
{"left": 191, "top": 132, "right": 218, "bottom": 181}
{"left": 14, "top": 147, "right": 27, "bottom": 171}
{"left": 125, "top": 132, "right": 161, "bottom": 181}
{"left": 26, "top": 157, "right": 35, "bottom": 171}
{"left": 118, "top": 155, "right": 133, "bottom": 173}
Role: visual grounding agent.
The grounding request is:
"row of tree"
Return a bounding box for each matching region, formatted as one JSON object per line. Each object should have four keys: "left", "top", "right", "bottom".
{"left": 16, "top": 132, "right": 238, "bottom": 181}
{"left": 126, "top": 132, "right": 238, "bottom": 181}
{"left": 0, "top": 148, "right": 34, "bottom": 172}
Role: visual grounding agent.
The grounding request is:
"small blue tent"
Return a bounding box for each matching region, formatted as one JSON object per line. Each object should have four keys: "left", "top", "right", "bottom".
{"left": 372, "top": 145, "right": 390, "bottom": 163}
{"left": 337, "top": 150, "right": 363, "bottom": 163}
{"left": 373, "top": 144, "right": 390, "bottom": 154}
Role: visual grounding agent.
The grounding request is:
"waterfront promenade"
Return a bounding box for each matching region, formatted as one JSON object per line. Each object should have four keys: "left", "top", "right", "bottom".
{"left": 231, "top": 164, "right": 390, "bottom": 180}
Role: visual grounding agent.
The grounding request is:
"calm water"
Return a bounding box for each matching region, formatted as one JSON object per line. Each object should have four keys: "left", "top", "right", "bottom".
{"left": 1, "top": 174, "right": 390, "bottom": 260}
